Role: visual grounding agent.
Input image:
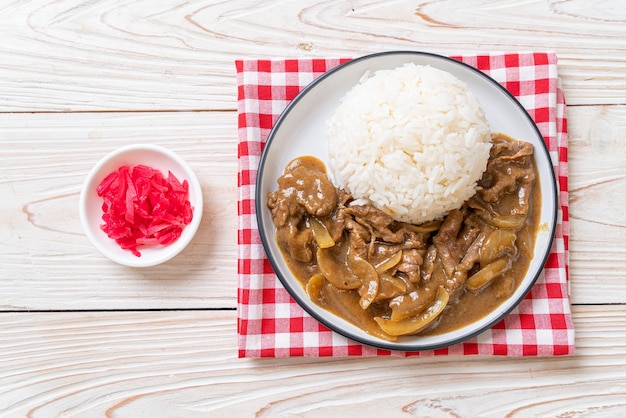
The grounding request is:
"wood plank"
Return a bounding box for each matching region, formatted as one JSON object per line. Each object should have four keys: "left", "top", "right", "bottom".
{"left": 0, "top": 105, "right": 625, "bottom": 309}
{"left": 568, "top": 105, "right": 626, "bottom": 303}
{"left": 0, "top": 306, "right": 623, "bottom": 417}
{"left": 0, "top": 0, "right": 624, "bottom": 112}
{"left": 0, "top": 111, "right": 238, "bottom": 310}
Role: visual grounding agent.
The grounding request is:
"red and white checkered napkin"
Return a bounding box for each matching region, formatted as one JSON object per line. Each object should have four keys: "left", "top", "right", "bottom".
{"left": 236, "top": 53, "right": 574, "bottom": 358}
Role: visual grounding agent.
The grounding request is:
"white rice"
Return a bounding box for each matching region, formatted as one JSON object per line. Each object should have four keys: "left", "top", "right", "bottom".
{"left": 327, "top": 63, "right": 492, "bottom": 225}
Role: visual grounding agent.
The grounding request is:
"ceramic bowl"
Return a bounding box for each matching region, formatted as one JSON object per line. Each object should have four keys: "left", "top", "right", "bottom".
{"left": 79, "top": 144, "right": 203, "bottom": 268}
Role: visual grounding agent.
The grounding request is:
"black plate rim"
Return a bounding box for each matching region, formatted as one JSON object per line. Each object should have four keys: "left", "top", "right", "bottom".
{"left": 255, "top": 50, "right": 558, "bottom": 352}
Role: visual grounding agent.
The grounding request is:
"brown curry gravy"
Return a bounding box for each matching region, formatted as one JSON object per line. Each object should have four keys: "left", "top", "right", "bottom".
{"left": 269, "top": 133, "right": 541, "bottom": 339}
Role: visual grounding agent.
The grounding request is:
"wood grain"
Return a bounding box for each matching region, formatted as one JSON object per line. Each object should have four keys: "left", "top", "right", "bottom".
{"left": 568, "top": 105, "right": 626, "bottom": 303}
{"left": 0, "top": 306, "right": 623, "bottom": 417}
{"left": 1, "top": 104, "right": 625, "bottom": 309}
{"left": 0, "top": 0, "right": 624, "bottom": 113}
{"left": 0, "top": 111, "right": 238, "bottom": 310}
{"left": 1, "top": 0, "right": 626, "bottom": 415}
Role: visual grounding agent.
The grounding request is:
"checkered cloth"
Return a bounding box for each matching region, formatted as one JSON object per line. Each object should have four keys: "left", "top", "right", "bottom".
{"left": 236, "top": 53, "right": 574, "bottom": 358}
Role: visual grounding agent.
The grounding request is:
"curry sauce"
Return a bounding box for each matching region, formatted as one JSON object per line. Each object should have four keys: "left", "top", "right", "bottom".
{"left": 268, "top": 133, "right": 540, "bottom": 340}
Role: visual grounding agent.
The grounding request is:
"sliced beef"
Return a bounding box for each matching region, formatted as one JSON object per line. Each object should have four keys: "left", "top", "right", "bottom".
{"left": 268, "top": 158, "right": 338, "bottom": 262}
{"left": 344, "top": 215, "right": 373, "bottom": 259}
{"left": 346, "top": 205, "right": 406, "bottom": 243}
{"left": 277, "top": 164, "right": 338, "bottom": 218}
{"left": 476, "top": 135, "right": 535, "bottom": 217}
{"left": 345, "top": 205, "right": 428, "bottom": 251}
{"left": 395, "top": 248, "right": 425, "bottom": 283}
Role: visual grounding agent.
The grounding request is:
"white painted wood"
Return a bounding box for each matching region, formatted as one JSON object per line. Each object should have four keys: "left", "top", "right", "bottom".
{"left": 0, "top": 0, "right": 624, "bottom": 112}
{"left": 0, "top": 111, "right": 238, "bottom": 310}
{"left": 0, "top": 307, "right": 624, "bottom": 417}
{"left": 1, "top": 0, "right": 626, "bottom": 415}
{"left": 0, "top": 106, "right": 624, "bottom": 309}
{"left": 568, "top": 104, "right": 626, "bottom": 304}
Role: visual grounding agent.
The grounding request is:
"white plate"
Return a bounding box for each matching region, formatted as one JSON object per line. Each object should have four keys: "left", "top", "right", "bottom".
{"left": 256, "top": 51, "right": 557, "bottom": 351}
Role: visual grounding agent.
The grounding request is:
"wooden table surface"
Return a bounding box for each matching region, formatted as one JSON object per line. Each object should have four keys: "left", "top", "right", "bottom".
{"left": 2, "top": 1, "right": 625, "bottom": 416}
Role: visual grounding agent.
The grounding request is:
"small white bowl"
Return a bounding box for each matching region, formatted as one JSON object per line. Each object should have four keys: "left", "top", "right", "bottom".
{"left": 79, "top": 144, "right": 203, "bottom": 268}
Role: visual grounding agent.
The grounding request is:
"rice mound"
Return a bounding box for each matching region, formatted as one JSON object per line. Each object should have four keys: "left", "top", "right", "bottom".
{"left": 327, "top": 63, "right": 492, "bottom": 225}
